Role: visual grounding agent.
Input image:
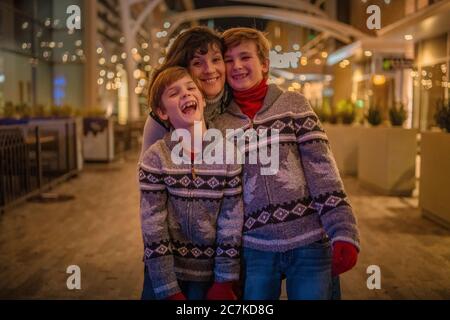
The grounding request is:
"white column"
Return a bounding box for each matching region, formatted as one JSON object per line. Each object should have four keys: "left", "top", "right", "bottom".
{"left": 83, "top": 0, "right": 98, "bottom": 111}
{"left": 119, "top": 0, "right": 139, "bottom": 121}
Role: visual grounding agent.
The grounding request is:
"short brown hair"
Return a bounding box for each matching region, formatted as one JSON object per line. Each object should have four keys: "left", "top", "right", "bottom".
{"left": 148, "top": 66, "right": 193, "bottom": 116}
{"left": 148, "top": 26, "right": 223, "bottom": 113}
{"left": 164, "top": 26, "right": 224, "bottom": 68}
{"left": 222, "top": 27, "right": 271, "bottom": 64}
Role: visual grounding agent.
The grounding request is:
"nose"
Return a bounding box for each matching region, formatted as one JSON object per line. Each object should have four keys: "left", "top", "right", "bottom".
{"left": 232, "top": 59, "right": 243, "bottom": 71}
{"left": 181, "top": 87, "right": 191, "bottom": 98}
{"left": 203, "top": 60, "right": 214, "bottom": 74}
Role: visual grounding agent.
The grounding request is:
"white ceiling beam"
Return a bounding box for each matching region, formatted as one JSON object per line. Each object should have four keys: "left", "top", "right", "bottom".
{"left": 165, "top": 6, "right": 369, "bottom": 45}
{"left": 228, "top": 0, "right": 328, "bottom": 17}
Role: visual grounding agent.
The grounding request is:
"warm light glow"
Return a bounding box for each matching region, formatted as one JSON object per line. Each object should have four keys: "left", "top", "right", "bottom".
{"left": 292, "top": 82, "right": 301, "bottom": 90}
{"left": 99, "top": 58, "right": 106, "bottom": 65}
{"left": 314, "top": 59, "right": 321, "bottom": 65}
{"left": 364, "top": 50, "right": 373, "bottom": 57}
{"left": 404, "top": 34, "right": 413, "bottom": 41}
{"left": 373, "top": 74, "right": 386, "bottom": 86}
{"left": 133, "top": 69, "right": 142, "bottom": 79}
{"left": 321, "top": 52, "right": 328, "bottom": 58}
{"left": 300, "top": 57, "right": 308, "bottom": 66}
{"left": 97, "top": 47, "right": 103, "bottom": 54}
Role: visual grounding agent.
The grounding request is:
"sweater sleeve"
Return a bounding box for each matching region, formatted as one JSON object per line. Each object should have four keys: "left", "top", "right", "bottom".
{"left": 214, "top": 164, "right": 244, "bottom": 282}
{"left": 138, "top": 147, "right": 181, "bottom": 299}
{"left": 290, "top": 93, "right": 360, "bottom": 250}
{"left": 139, "top": 114, "right": 169, "bottom": 163}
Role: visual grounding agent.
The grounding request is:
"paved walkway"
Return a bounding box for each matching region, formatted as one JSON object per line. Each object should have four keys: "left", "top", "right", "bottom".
{"left": 0, "top": 151, "right": 449, "bottom": 299}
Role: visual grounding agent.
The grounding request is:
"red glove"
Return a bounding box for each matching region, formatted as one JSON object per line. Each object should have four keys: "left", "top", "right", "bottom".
{"left": 166, "top": 292, "right": 186, "bottom": 300}
{"left": 332, "top": 241, "right": 358, "bottom": 277}
{"left": 206, "top": 282, "right": 237, "bottom": 300}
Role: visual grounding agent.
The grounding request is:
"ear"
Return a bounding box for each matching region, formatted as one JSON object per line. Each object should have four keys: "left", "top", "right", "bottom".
{"left": 155, "top": 107, "right": 169, "bottom": 121}
{"left": 262, "top": 58, "right": 270, "bottom": 74}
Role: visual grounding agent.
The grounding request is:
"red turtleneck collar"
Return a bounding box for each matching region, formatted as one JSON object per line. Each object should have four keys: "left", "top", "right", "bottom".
{"left": 233, "top": 79, "right": 268, "bottom": 120}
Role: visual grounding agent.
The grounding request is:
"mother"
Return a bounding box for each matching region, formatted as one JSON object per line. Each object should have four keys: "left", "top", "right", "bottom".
{"left": 139, "top": 26, "right": 231, "bottom": 161}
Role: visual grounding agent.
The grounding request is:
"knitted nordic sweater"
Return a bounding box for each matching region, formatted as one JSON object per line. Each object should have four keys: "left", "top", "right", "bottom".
{"left": 212, "top": 84, "right": 360, "bottom": 252}
{"left": 138, "top": 133, "right": 243, "bottom": 300}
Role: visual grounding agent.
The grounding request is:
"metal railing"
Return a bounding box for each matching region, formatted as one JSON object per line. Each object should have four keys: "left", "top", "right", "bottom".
{"left": 0, "top": 118, "right": 81, "bottom": 213}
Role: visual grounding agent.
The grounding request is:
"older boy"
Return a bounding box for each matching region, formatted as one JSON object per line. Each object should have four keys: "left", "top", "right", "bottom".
{"left": 214, "top": 27, "right": 360, "bottom": 300}
{"left": 139, "top": 66, "right": 243, "bottom": 300}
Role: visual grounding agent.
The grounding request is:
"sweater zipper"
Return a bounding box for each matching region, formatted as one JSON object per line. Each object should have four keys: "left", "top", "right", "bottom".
{"left": 247, "top": 115, "right": 273, "bottom": 205}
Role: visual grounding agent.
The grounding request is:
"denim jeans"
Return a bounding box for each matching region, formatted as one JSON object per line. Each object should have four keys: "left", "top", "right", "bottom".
{"left": 141, "top": 266, "right": 212, "bottom": 300}
{"left": 242, "top": 239, "right": 333, "bottom": 300}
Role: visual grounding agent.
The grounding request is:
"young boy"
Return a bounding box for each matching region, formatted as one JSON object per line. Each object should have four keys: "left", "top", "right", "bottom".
{"left": 214, "top": 27, "right": 360, "bottom": 300}
{"left": 138, "top": 66, "right": 243, "bottom": 300}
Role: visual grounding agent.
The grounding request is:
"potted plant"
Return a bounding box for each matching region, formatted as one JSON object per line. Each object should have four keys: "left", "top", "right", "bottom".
{"left": 420, "top": 100, "right": 450, "bottom": 228}
{"left": 366, "top": 106, "right": 382, "bottom": 126}
{"left": 323, "top": 99, "right": 360, "bottom": 176}
{"left": 389, "top": 103, "right": 407, "bottom": 127}
{"left": 339, "top": 100, "right": 356, "bottom": 125}
{"left": 434, "top": 99, "right": 450, "bottom": 132}
{"left": 358, "top": 105, "right": 417, "bottom": 195}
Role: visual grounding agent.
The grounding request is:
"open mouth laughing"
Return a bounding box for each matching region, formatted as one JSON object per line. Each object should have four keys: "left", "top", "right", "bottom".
{"left": 180, "top": 100, "right": 198, "bottom": 115}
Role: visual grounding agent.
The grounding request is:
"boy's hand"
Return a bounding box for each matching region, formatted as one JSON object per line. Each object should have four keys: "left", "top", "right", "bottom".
{"left": 332, "top": 241, "right": 358, "bottom": 276}
{"left": 206, "top": 282, "right": 237, "bottom": 300}
{"left": 166, "top": 292, "right": 187, "bottom": 300}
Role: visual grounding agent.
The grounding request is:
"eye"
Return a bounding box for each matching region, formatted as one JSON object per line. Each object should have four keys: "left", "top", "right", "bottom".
{"left": 191, "top": 60, "right": 201, "bottom": 67}
{"left": 224, "top": 58, "right": 232, "bottom": 63}
{"left": 213, "top": 56, "right": 222, "bottom": 63}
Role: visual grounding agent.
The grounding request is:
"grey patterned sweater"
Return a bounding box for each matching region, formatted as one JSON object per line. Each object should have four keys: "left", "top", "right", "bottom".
{"left": 213, "top": 84, "right": 360, "bottom": 252}
{"left": 138, "top": 133, "right": 243, "bottom": 300}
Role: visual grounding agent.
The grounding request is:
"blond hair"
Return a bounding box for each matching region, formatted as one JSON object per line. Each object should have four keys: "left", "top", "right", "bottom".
{"left": 222, "top": 27, "right": 271, "bottom": 64}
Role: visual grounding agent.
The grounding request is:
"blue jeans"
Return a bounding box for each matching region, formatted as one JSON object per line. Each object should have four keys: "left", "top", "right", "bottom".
{"left": 141, "top": 266, "right": 212, "bottom": 300}
{"left": 242, "top": 239, "right": 333, "bottom": 300}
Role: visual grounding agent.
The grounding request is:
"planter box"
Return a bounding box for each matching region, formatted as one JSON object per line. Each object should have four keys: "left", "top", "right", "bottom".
{"left": 357, "top": 127, "right": 418, "bottom": 196}
{"left": 419, "top": 132, "right": 450, "bottom": 229}
{"left": 82, "top": 117, "right": 114, "bottom": 162}
{"left": 323, "top": 124, "right": 361, "bottom": 176}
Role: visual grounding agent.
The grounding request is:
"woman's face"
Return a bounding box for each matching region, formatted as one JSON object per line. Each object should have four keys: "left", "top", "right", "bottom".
{"left": 188, "top": 44, "right": 226, "bottom": 99}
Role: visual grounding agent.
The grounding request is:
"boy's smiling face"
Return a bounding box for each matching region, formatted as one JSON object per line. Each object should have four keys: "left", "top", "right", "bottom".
{"left": 224, "top": 40, "right": 269, "bottom": 91}
{"left": 157, "top": 75, "right": 205, "bottom": 129}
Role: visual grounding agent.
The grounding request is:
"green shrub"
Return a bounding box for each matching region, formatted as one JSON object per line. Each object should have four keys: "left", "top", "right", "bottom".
{"left": 389, "top": 103, "right": 407, "bottom": 127}
{"left": 434, "top": 100, "right": 450, "bottom": 132}
{"left": 366, "top": 106, "right": 382, "bottom": 126}
{"left": 338, "top": 100, "right": 356, "bottom": 125}
{"left": 3, "top": 101, "right": 15, "bottom": 117}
